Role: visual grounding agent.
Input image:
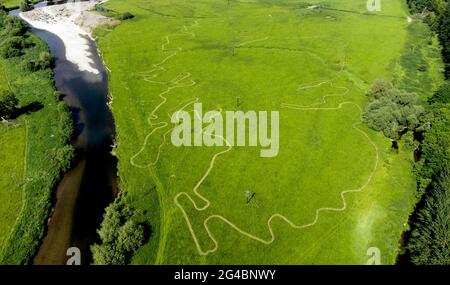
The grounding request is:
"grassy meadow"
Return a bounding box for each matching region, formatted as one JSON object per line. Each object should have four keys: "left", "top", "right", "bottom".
{"left": 0, "top": 61, "right": 25, "bottom": 252}
{"left": 95, "top": 0, "right": 443, "bottom": 264}
{"left": 0, "top": 33, "right": 73, "bottom": 264}
{"left": 0, "top": 0, "right": 41, "bottom": 9}
{"left": 0, "top": 0, "right": 18, "bottom": 8}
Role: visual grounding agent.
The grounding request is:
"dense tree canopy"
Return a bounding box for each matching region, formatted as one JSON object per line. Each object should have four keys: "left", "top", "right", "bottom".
{"left": 416, "top": 95, "right": 450, "bottom": 194}
{"left": 408, "top": 171, "right": 450, "bottom": 265}
{"left": 91, "top": 198, "right": 146, "bottom": 265}
{"left": 403, "top": 4, "right": 450, "bottom": 266}
{"left": 363, "top": 86, "right": 429, "bottom": 141}
{"left": 406, "top": 0, "right": 447, "bottom": 13}
{"left": 401, "top": 68, "right": 450, "bottom": 265}
{"left": 0, "top": 12, "right": 28, "bottom": 59}
{"left": 439, "top": 2, "right": 450, "bottom": 78}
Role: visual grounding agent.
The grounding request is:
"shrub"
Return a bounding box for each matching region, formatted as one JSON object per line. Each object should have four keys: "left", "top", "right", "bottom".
{"left": 366, "top": 78, "right": 394, "bottom": 101}
{"left": 20, "top": 0, "right": 32, "bottom": 12}
{"left": 116, "top": 12, "right": 134, "bottom": 20}
{"left": 23, "top": 51, "right": 52, "bottom": 71}
{"left": 0, "top": 15, "right": 27, "bottom": 37}
{"left": 0, "top": 10, "right": 7, "bottom": 22}
{"left": 0, "top": 90, "right": 19, "bottom": 119}
{"left": 91, "top": 198, "right": 146, "bottom": 265}
{"left": 37, "top": 51, "right": 51, "bottom": 67}
{"left": 49, "top": 145, "right": 75, "bottom": 172}
{"left": 0, "top": 36, "right": 26, "bottom": 58}
{"left": 57, "top": 101, "right": 73, "bottom": 142}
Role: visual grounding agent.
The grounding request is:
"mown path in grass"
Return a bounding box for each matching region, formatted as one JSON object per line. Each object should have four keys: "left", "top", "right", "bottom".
{"left": 97, "top": 0, "right": 439, "bottom": 264}
{"left": 125, "top": 17, "right": 380, "bottom": 257}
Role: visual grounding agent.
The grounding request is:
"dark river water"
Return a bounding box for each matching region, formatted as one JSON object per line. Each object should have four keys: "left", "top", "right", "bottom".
{"left": 11, "top": 7, "right": 118, "bottom": 264}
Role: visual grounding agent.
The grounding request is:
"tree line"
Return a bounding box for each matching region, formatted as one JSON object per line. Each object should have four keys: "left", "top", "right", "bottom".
{"left": 0, "top": 9, "right": 52, "bottom": 120}
{"left": 363, "top": 0, "right": 450, "bottom": 265}
{"left": 406, "top": 0, "right": 450, "bottom": 78}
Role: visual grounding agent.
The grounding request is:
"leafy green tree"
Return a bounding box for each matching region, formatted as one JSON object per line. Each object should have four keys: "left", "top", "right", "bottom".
{"left": 97, "top": 201, "right": 123, "bottom": 244}
{"left": 366, "top": 78, "right": 394, "bottom": 101}
{"left": 50, "top": 145, "right": 75, "bottom": 172}
{"left": 0, "top": 90, "right": 19, "bottom": 119}
{"left": 91, "top": 199, "right": 147, "bottom": 265}
{"left": 0, "top": 14, "right": 27, "bottom": 37}
{"left": 407, "top": 171, "right": 450, "bottom": 265}
{"left": 117, "top": 220, "right": 145, "bottom": 252}
{"left": 4, "top": 15, "right": 26, "bottom": 37}
{"left": 38, "top": 51, "right": 51, "bottom": 67}
{"left": 20, "top": 0, "right": 32, "bottom": 12}
{"left": 57, "top": 101, "right": 73, "bottom": 142}
{"left": 363, "top": 87, "right": 429, "bottom": 142}
{"left": 91, "top": 244, "right": 126, "bottom": 265}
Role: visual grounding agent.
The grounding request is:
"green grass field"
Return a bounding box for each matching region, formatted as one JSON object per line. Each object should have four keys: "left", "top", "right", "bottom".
{"left": 95, "top": 0, "right": 444, "bottom": 264}
{"left": 0, "top": 33, "right": 73, "bottom": 264}
{"left": 0, "top": 62, "right": 25, "bottom": 252}
{"left": 0, "top": 124, "right": 25, "bottom": 251}
{"left": 0, "top": 0, "right": 19, "bottom": 9}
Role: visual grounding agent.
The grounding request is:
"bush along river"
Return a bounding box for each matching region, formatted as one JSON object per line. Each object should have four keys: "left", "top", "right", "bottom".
{"left": 11, "top": 2, "right": 118, "bottom": 265}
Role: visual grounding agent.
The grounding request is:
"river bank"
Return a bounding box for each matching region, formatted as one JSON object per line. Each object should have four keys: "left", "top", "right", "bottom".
{"left": 18, "top": 1, "right": 119, "bottom": 265}
{"left": 0, "top": 9, "right": 74, "bottom": 264}
{"left": 19, "top": 1, "right": 113, "bottom": 74}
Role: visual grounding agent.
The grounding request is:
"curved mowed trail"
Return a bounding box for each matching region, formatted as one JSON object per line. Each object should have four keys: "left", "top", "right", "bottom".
{"left": 174, "top": 82, "right": 379, "bottom": 256}
{"left": 128, "top": 20, "right": 380, "bottom": 256}
{"left": 91, "top": 0, "right": 430, "bottom": 265}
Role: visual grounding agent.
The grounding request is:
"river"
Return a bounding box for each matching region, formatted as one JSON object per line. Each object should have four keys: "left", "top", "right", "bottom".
{"left": 11, "top": 2, "right": 118, "bottom": 265}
